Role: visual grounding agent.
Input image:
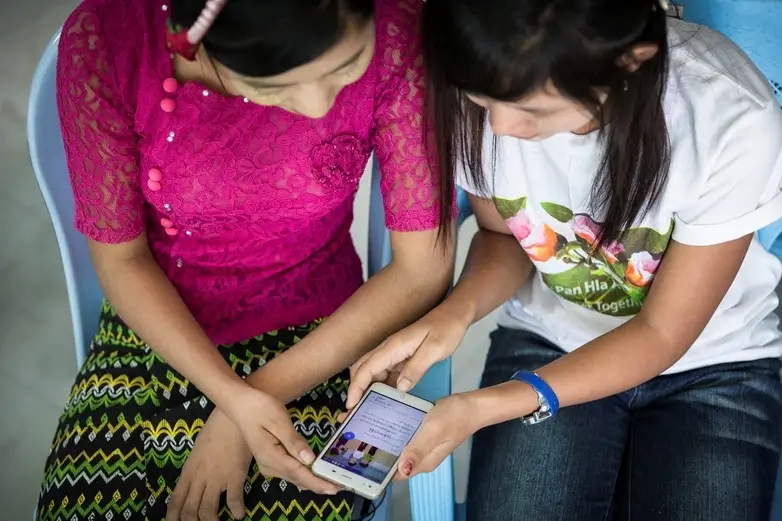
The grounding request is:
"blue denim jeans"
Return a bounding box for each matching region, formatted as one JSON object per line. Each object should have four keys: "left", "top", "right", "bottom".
{"left": 467, "top": 327, "right": 782, "bottom": 521}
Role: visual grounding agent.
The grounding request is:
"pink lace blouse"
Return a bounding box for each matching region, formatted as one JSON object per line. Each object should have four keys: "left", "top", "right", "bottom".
{"left": 57, "top": 0, "right": 444, "bottom": 345}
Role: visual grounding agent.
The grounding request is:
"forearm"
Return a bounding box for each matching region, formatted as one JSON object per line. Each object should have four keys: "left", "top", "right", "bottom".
{"left": 247, "top": 257, "right": 453, "bottom": 403}
{"left": 471, "top": 316, "right": 688, "bottom": 428}
{"left": 438, "top": 228, "right": 534, "bottom": 325}
{"left": 469, "top": 236, "right": 754, "bottom": 430}
{"left": 94, "top": 250, "right": 248, "bottom": 411}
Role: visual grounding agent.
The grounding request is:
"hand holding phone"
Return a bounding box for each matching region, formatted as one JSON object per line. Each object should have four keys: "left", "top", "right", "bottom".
{"left": 312, "top": 382, "right": 433, "bottom": 499}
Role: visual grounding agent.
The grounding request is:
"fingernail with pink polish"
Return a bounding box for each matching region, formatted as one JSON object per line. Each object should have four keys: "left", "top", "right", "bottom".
{"left": 402, "top": 460, "right": 414, "bottom": 476}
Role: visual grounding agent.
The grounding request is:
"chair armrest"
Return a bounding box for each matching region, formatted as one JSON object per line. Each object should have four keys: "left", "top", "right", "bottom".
{"left": 409, "top": 456, "right": 456, "bottom": 521}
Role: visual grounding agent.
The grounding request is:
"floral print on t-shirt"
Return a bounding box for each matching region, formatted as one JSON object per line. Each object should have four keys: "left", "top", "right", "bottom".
{"left": 495, "top": 196, "right": 674, "bottom": 317}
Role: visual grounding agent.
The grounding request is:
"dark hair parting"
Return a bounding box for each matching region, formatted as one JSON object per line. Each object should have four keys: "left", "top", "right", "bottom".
{"left": 171, "top": 0, "right": 374, "bottom": 78}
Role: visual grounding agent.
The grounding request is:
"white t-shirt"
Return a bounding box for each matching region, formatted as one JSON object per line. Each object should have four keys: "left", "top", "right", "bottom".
{"left": 458, "top": 19, "right": 782, "bottom": 374}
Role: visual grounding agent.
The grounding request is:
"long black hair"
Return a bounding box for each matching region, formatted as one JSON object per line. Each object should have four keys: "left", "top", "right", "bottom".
{"left": 423, "top": 0, "right": 672, "bottom": 247}
{"left": 171, "top": 0, "right": 375, "bottom": 78}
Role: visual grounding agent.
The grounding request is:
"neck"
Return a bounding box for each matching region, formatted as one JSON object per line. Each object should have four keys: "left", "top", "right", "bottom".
{"left": 173, "top": 48, "right": 230, "bottom": 95}
{"left": 572, "top": 118, "right": 600, "bottom": 135}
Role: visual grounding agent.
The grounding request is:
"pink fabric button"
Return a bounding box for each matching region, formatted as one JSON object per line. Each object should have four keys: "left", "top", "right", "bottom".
{"left": 147, "top": 179, "right": 162, "bottom": 191}
{"left": 148, "top": 168, "right": 163, "bottom": 181}
{"left": 160, "top": 218, "right": 173, "bottom": 228}
{"left": 162, "top": 77, "right": 179, "bottom": 94}
{"left": 160, "top": 98, "right": 176, "bottom": 113}
{"left": 165, "top": 227, "right": 179, "bottom": 236}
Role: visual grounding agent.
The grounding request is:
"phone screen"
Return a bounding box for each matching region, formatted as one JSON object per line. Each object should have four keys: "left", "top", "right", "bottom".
{"left": 322, "top": 391, "right": 427, "bottom": 484}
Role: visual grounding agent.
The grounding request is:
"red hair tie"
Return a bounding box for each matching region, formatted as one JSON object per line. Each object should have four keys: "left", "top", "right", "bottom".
{"left": 166, "top": 0, "right": 228, "bottom": 60}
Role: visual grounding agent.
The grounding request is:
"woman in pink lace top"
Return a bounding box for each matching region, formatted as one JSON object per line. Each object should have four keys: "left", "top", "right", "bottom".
{"left": 36, "top": 0, "right": 453, "bottom": 520}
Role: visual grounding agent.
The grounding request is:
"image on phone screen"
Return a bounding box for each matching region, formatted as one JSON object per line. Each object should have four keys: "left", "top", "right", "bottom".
{"left": 322, "top": 391, "right": 427, "bottom": 484}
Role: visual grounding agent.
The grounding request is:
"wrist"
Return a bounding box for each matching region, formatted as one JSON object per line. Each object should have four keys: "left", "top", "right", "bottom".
{"left": 469, "top": 380, "right": 540, "bottom": 430}
{"left": 244, "top": 370, "right": 286, "bottom": 400}
{"left": 244, "top": 352, "right": 309, "bottom": 404}
{"left": 434, "top": 292, "right": 477, "bottom": 330}
{"left": 210, "top": 376, "right": 256, "bottom": 419}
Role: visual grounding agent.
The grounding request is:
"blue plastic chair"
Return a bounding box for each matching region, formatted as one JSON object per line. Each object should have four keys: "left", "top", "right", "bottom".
{"left": 28, "top": 31, "right": 102, "bottom": 372}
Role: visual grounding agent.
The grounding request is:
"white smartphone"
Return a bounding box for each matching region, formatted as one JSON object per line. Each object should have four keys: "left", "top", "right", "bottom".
{"left": 312, "top": 382, "right": 434, "bottom": 500}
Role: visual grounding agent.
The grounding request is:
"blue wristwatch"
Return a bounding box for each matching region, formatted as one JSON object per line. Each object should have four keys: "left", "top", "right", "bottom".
{"left": 510, "top": 371, "right": 560, "bottom": 425}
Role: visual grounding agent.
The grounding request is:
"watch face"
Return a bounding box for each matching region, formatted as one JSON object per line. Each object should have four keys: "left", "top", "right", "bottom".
{"left": 522, "top": 409, "right": 553, "bottom": 425}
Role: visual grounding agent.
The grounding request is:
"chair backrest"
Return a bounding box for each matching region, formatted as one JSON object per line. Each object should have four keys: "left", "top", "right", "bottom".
{"left": 28, "top": 31, "right": 103, "bottom": 370}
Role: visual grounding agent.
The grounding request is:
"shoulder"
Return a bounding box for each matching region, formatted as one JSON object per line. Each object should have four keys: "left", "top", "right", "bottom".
{"left": 375, "top": 0, "right": 423, "bottom": 34}
{"left": 664, "top": 19, "right": 781, "bottom": 180}
{"left": 374, "top": 0, "right": 423, "bottom": 68}
{"left": 666, "top": 19, "right": 779, "bottom": 133}
{"left": 59, "top": 0, "right": 164, "bottom": 111}
{"left": 62, "top": 0, "right": 155, "bottom": 46}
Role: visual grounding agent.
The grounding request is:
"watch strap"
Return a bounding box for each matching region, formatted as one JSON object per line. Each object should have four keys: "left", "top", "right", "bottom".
{"left": 510, "top": 371, "right": 560, "bottom": 425}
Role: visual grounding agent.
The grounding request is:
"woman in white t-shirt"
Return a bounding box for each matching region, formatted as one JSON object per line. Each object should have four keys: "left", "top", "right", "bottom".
{"left": 347, "top": 0, "right": 782, "bottom": 519}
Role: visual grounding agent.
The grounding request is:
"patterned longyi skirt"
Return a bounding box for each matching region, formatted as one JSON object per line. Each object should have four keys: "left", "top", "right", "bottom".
{"left": 36, "top": 301, "right": 355, "bottom": 521}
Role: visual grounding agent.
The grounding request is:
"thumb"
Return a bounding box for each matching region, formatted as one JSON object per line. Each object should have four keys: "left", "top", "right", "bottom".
{"left": 268, "top": 417, "right": 316, "bottom": 465}
{"left": 398, "top": 443, "right": 426, "bottom": 479}
{"left": 226, "top": 473, "right": 247, "bottom": 519}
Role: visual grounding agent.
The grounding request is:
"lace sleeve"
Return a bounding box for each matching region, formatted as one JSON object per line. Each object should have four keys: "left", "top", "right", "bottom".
{"left": 372, "top": 0, "right": 450, "bottom": 232}
{"left": 57, "top": 7, "right": 144, "bottom": 243}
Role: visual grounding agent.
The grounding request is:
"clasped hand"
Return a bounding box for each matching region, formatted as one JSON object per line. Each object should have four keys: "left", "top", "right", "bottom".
{"left": 166, "top": 388, "right": 338, "bottom": 521}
